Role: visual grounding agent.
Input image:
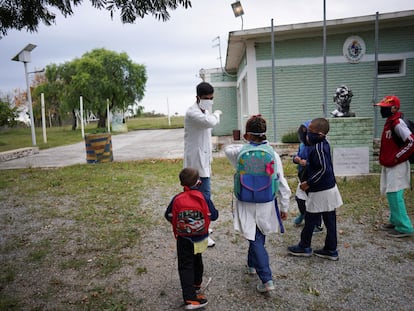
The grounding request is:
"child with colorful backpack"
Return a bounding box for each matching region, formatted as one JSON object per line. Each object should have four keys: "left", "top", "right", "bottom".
{"left": 224, "top": 115, "right": 291, "bottom": 293}
{"left": 165, "top": 167, "right": 219, "bottom": 310}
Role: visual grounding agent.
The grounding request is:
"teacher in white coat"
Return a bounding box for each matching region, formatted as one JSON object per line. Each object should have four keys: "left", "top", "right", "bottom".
{"left": 184, "top": 82, "right": 222, "bottom": 247}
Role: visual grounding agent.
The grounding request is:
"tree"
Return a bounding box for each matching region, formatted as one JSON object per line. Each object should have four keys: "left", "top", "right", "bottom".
{"left": 43, "top": 48, "right": 147, "bottom": 129}
{"left": 0, "top": 0, "right": 192, "bottom": 38}
{"left": 0, "top": 99, "right": 18, "bottom": 127}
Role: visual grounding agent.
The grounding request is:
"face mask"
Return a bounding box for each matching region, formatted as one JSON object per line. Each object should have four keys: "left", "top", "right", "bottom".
{"left": 307, "top": 132, "right": 323, "bottom": 145}
{"left": 199, "top": 99, "right": 213, "bottom": 111}
{"left": 380, "top": 106, "right": 393, "bottom": 118}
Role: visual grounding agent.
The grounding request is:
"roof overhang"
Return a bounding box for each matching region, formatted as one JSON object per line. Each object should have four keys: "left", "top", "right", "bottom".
{"left": 225, "top": 10, "right": 414, "bottom": 72}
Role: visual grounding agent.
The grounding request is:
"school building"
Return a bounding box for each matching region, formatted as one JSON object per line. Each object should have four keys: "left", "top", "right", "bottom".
{"left": 203, "top": 10, "right": 414, "bottom": 143}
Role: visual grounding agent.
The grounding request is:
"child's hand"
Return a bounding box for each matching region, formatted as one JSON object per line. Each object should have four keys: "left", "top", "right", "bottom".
{"left": 300, "top": 181, "right": 309, "bottom": 191}
{"left": 280, "top": 211, "right": 288, "bottom": 221}
{"left": 293, "top": 156, "right": 301, "bottom": 164}
{"left": 299, "top": 159, "right": 307, "bottom": 166}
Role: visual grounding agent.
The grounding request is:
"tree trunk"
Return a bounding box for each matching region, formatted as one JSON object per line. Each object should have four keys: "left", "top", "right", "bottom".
{"left": 71, "top": 109, "right": 77, "bottom": 131}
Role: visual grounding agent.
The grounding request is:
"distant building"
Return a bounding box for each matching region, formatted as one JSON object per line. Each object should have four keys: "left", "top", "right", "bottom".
{"left": 203, "top": 10, "right": 414, "bottom": 141}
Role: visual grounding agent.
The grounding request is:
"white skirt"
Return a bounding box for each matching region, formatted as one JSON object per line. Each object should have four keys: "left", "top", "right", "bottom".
{"left": 306, "top": 184, "right": 343, "bottom": 213}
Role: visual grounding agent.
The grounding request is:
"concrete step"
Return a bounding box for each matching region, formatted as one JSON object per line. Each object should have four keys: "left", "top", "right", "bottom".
{"left": 0, "top": 147, "right": 39, "bottom": 162}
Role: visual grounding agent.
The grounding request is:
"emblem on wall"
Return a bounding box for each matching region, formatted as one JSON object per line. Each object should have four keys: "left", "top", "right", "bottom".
{"left": 343, "top": 36, "right": 366, "bottom": 64}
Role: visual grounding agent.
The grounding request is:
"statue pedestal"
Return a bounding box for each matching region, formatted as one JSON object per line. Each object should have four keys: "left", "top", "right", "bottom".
{"left": 328, "top": 117, "right": 373, "bottom": 176}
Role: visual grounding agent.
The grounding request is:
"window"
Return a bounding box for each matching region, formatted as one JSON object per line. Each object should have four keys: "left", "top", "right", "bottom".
{"left": 378, "top": 60, "right": 404, "bottom": 77}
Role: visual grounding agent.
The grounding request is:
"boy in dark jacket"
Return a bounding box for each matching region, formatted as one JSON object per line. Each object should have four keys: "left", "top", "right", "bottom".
{"left": 165, "top": 167, "right": 219, "bottom": 310}
{"left": 288, "top": 118, "right": 343, "bottom": 261}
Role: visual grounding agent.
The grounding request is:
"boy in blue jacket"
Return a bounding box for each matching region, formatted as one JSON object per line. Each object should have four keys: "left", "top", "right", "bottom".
{"left": 165, "top": 167, "right": 219, "bottom": 310}
{"left": 292, "top": 120, "right": 323, "bottom": 233}
{"left": 288, "top": 118, "right": 343, "bottom": 261}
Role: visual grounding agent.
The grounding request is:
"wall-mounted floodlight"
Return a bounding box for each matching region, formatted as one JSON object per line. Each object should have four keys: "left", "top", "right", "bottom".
{"left": 12, "top": 44, "right": 37, "bottom": 146}
{"left": 231, "top": 1, "right": 244, "bottom": 30}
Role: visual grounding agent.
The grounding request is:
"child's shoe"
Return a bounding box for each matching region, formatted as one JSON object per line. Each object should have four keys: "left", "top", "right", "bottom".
{"left": 288, "top": 244, "right": 312, "bottom": 257}
{"left": 313, "top": 248, "right": 339, "bottom": 261}
{"left": 379, "top": 223, "right": 395, "bottom": 231}
{"left": 184, "top": 294, "right": 208, "bottom": 310}
{"left": 256, "top": 280, "right": 275, "bottom": 293}
{"left": 313, "top": 225, "right": 323, "bottom": 234}
{"left": 207, "top": 236, "right": 215, "bottom": 247}
{"left": 386, "top": 229, "right": 413, "bottom": 238}
{"left": 294, "top": 214, "right": 304, "bottom": 225}
{"left": 246, "top": 266, "right": 256, "bottom": 275}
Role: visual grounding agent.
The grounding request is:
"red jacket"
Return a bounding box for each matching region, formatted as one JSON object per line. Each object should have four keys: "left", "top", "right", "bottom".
{"left": 379, "top": 111, "right": 414, "bottom": 167}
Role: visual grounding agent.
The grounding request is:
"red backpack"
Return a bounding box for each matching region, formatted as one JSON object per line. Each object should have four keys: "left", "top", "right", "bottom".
{"left": 171, "top": 187, "right": 211, "bottom": 238}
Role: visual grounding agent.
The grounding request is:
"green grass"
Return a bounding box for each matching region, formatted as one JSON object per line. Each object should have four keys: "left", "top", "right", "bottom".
{"left": 0, "top": 116, "right": 184, "bottom": 152}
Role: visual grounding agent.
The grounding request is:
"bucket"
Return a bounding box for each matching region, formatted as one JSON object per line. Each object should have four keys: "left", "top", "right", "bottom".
{"left": 233, "top": 130, "right": 241, "bottom": 141}
{"left": 85, "top": 133, "right": 113, "bottom": 163}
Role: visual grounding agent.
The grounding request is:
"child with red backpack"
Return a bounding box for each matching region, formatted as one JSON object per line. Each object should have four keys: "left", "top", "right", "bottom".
{"left": 165, "top": 167, "right": 219, "bottom": 310}
{"left": 224, "top": 115, "right": 291, "bottom": 293}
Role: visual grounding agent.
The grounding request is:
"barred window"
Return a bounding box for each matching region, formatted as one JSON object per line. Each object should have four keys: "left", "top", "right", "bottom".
{"left": 378, "top": 60, "right": 403, "bottom": 75}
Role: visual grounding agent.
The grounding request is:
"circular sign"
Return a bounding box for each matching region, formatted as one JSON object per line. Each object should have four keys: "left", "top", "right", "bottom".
{"left": 343, "top": 36, "right": 366, "bottom": 64}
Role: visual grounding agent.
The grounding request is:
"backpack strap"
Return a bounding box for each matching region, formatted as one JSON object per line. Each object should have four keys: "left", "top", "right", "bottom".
{"left": 274, "top": 199, "right": 285, "bottom": 233}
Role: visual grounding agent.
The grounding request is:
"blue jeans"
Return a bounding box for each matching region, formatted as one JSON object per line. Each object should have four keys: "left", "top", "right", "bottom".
{"left": 300, "top": 210, "right": 337, "bottom": 251}
{"left": 247, "top": 227, "right": 272, "bottom": 283}
{"left": 198, "top": 177, "right": 211, "bottom": 200}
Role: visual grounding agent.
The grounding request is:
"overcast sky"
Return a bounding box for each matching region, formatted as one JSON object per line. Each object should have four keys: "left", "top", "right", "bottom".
{"left": 0, "top": 0, "right": 413, "bottom": 115}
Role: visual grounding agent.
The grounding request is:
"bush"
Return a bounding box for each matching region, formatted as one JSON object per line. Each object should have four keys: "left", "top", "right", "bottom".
{"left": 281, "top": 131, "right": 299, "bottom": 143}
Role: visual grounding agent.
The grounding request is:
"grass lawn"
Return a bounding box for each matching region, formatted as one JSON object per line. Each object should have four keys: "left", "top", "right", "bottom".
{"left": 0, "top": 116, "right": 184, "bottom": 152}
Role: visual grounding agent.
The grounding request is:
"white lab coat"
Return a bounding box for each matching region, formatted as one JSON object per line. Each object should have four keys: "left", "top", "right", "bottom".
{"left": 184, "top": 103, "right": 219, "bottom": 177}
{"left": 224, "top": 143, "right": 292, "bottom": 241}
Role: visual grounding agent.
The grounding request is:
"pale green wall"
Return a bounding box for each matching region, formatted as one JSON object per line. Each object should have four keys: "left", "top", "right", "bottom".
{"left": 255, "top": 25, "right": 414, "bottom": 142}
{"left": 209, "top": 72, "right": 237, "bottom": 136}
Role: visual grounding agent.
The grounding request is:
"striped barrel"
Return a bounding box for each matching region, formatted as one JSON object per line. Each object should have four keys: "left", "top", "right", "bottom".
{"left": 84, "top": 133, "right": 113, "bottom": 163}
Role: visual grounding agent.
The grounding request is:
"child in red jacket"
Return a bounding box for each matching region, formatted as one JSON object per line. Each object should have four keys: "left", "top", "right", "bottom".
{"left": 374, "top": 95, "right": 414, "bottom": 238}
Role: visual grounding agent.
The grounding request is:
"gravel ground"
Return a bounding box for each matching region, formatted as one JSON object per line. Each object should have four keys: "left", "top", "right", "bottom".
{"left": 1, "top": 171, "right": 413, "bottom": 311}
{"left": 133, "top": 194, "right": 414, "bottom": 311}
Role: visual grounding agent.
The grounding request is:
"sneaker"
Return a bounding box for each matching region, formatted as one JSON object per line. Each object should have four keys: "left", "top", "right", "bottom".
{"left": 379, "top": 223, "right": 395, "bottom": 231}
{"left": 314, "top": 248, "right": 339, "bottom": 261}
{"left": 256, "top": 280, "right": 275, "bottom": 293}
{"left": 386, "top": 229, "right": 414, "bottom": 238}
{"left": 246, "top": 266, "right": 256, "bottom": 275}
{"left": 294, "top": 214, "right": 304, "bottom": 225}
{"left": 184, "top": 294, "right": 208, "bottom": 310}
{"left": 288, "top": 244, "right": 312, "bottom": 257}
{"left": 313, "top": 225, "right": 323, "bottom": 234}
{"left": 207, "top": 236, "right": 215, "bottom": 247}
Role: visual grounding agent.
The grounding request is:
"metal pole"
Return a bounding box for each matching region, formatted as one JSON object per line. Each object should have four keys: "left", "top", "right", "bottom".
{"left": 271, "top": 18, "right": 277, "bottom": 142}
{"left": 80, "top": 96, "right": 85, "bottom": 138}
{"left": 323, "top": 0, "right": 327, "bottom": 117}
{"left": 41, "top": 93, "right": 47, "bottom": 143}
{"left": 373, "top": 12, "right": 379, "bottom": 138}
{"left": 107, "top": 99, "right": 110, "bottom": 133}
{"left": 24, "top": 62, "right": 36, "bottom": 146}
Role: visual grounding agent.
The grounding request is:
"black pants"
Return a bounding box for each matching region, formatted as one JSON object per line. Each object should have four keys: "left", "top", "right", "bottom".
{"left": 295, "top": 196, "right": 322, "bottom": 227}
{"left": 177, "top": 236, "right": 203, "bottom": 301}
{"left": 299, "top": 210, "right": 337, "bottom": 251}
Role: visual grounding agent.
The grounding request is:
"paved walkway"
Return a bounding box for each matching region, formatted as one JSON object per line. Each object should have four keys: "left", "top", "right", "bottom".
{"left": 0, "top": 129, "right": 188, "bottom": 170}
